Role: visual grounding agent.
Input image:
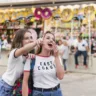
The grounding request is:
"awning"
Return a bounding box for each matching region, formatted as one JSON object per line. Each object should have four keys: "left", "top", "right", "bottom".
{"left": 0, "top": 0, "right": 96, "bottom": 8}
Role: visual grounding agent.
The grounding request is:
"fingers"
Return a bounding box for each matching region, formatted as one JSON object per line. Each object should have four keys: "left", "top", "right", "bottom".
{"left": 52, "top": 43, "right": 59, "bottom": 57}
{"left": 26, "top": 54, "right": 35, "bottom": 59}
{"left": 53, "top": 42, "right": 58, "bottom": 50}
{"left": 36, "top": 38, "right": 43, "bottom": 47}
{"left": 54, "top": 48, "right": 59, "bottom": 54}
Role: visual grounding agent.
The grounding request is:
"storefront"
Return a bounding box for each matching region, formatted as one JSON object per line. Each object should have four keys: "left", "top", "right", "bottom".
{"left": 0, "top": 0, "right": 96, "bottom": 41}
{"left": 0, "top": 0, "right": 96, "bottom": 73}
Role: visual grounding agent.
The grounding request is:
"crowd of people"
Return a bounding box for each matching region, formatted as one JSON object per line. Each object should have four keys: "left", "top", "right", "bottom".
{"left": 56, "top": 33, "right": 89, "bottom": 69}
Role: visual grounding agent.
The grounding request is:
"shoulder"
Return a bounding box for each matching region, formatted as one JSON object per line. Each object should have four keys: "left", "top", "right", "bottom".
{"left": 9, "top": 49, "right": 16, "bottom": 56}
{"left": 8, "top": 48, "right": 21, "bottom": 60}
{"left": 36, "top": 55, "right": 54, "bottom": 60}
{"left": 82, "top": 40, "right": 86, "bottom": 42}
{"left": 24, "top": 58, "right": 31, "bottom": 71}
{"left": 50, "top": 56, "right": 55, "bottom": 61}
{"left": 82, "top": 40, "right": 88, "bottom": 44}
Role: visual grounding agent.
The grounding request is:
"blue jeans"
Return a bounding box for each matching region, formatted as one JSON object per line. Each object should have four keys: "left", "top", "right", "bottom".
{"left": 32, "top": 88, "right": 63, "bottom": 96}
{"left": 0, "top": 79, "right": 13, "bottom": 96}
{"left": 63, "top": 59, "right": 67, "bottom": 71}
{"left": 75, "top": 50, "right": 87, "bottom": 65}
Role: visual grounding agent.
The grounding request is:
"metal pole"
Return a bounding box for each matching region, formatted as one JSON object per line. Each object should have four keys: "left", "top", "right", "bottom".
{"left": 71, "top": 19, "right": 73, "bottom": 38}
{"left": 55, "top": 20, "right": 58, "bottom": 34}
{"left": 88, "top": 12, "right": 91, "bottom": 55}
{"left": 88, "top": 11, "right": 92, "bottom": 67}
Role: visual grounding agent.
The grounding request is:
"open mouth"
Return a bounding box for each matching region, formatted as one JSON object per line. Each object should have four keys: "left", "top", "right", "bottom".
{"left": 48, "top": 43, "right": 53, "bottom": 47}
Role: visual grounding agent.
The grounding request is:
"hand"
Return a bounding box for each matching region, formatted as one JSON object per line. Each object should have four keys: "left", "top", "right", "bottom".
{"left": 36, "top": 38, "right": 43, "bottom": 47}
{"left": 26, "top": 53, "right": 35, "bottom": 59}
{"left": 53, "top": 43, "right": 59, "bottom": 57}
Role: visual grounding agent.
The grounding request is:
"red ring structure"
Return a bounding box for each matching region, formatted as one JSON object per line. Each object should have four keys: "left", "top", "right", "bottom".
{"left": 34, "top": 8, "right": 42, "bottom": 19}
{"left": 42, "top": 8, "right": 52, "bottom": 19}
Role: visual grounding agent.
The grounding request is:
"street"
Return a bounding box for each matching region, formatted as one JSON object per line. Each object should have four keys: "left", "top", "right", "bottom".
{"left": 0, "top": 51, "right": 96, "bottom": 96}
{"left": 61, "top": 73, "right": 96, "bottom": 96}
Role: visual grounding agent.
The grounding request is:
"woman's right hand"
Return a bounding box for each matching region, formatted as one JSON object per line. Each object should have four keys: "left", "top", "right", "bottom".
{"left": 36, "top": 38, "right": 43, "bottom": 47}
{"left": 53, "top": 42, "right": 59, "bottom": 57}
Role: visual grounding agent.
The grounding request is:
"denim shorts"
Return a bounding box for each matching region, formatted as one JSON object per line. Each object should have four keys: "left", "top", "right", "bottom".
{"left": 0, "top": 79, "right": 13, "bottom": 96}
{"left": 32, "top": 88, "right": 63, "bottom": 96}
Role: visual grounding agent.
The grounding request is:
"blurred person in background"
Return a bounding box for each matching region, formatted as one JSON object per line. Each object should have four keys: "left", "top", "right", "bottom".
{"left": 57, "top": 39, "right": 69, "bottom": 72}
{"left": 2, "top": 36, "right": 8, "bottom": 50}
{"left": 62, "top": 41, "right": 69, "bottom": 73}
{"left": 74, "top": 36, "right": 89, "bottom": 68}
{"left": 57, "top": 39, "right": 64, "bottom": 56}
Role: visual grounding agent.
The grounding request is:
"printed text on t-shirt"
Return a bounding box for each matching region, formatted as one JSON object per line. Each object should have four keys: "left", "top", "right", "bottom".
{"left": 38, "top": 61, "right": 56, "bottom": 70}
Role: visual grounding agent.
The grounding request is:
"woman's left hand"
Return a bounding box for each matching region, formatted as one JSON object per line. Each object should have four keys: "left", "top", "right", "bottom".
{"left": 26, "top": 53, "right": 35, "bottom": 59}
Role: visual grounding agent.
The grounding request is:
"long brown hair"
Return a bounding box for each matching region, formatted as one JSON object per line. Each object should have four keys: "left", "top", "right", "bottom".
{"left": 36, "top": 31, "right": 55, "bottom": 55}
{"left": 11, "top": 29, "right": 30, "bottom": 49}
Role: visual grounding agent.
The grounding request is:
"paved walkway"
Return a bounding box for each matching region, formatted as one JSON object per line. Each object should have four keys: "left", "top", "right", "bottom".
{"left": 61, "top": 73, "right": 96, "bottom": 96}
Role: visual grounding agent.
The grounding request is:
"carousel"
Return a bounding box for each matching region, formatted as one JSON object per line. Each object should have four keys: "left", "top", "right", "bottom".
{"left": 0, "top": 0, "right": 96, "bottom": 73}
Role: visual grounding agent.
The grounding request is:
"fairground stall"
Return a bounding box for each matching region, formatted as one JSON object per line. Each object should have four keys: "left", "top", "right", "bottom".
{"left": 0, "top": 0, "right": 96, "bottom": 74}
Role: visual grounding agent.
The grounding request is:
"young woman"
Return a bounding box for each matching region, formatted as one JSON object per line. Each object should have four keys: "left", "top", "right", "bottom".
{"left": 0, "top": 28, "right": 42, "bottom": 96}
{"left": 22, "top": 31, "right": 64, "bottom": 96}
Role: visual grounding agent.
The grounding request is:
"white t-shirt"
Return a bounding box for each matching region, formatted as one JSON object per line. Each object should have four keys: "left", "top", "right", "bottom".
{"left": 76, "top": 40, "right": 88, "bottom": 51}
{"left": 62, "top": 46, "right": 69, "bottom": 59}
{"left": 2, "top": 49, "right": 25, "bottom": 86}
{"left": 67, "top": 38, "right": 74, "bottom": 46}
{"left": 58, "top": 44, "right": 69, "bottom": 59}
{"left": 2, "top": 39, "right": 8, "bottom": 49}
{"left": 58, "top": 44, "right": 64, "bottom": 55}
{"left": 24, "top": 55, "right": 60, "bottom": 89}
